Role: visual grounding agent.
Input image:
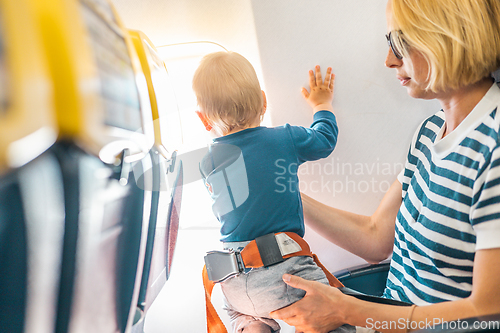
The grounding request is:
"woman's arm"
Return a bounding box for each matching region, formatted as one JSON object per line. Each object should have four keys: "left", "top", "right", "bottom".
{"left": 271, "top": 247, "right": 500, "bottom": 332}
{"left": 302, "top": 179, "right": 402, "bottom": 263}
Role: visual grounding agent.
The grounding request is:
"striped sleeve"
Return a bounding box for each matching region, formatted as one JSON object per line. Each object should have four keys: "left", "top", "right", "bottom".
{"left": 471, "top": 145, "right": 500, "bottom": 250}
{"left": 398, "top": 119, "right": 425, "bottom": 186}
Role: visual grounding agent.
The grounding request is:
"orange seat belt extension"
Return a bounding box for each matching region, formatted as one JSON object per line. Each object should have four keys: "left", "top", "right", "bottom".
{"left": 202, "top": 232, "right": 343, "bottom": 333}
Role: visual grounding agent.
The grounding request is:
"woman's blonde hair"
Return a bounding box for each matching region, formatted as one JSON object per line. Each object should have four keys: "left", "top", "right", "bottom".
{"left": 390, "top": 0, "right": 500, "bottom": 92}
{"left": 192, "top": 51, "right": 263, "bottom": 135}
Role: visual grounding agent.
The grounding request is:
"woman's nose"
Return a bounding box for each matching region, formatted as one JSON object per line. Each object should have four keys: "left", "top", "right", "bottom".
{"left": 384, "top": 48, "right": 402, "bottom": 68}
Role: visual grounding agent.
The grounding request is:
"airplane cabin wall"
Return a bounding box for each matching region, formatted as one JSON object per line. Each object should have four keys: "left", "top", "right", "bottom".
{"left": 248, "top": 0, "right": 441, "bottom": 270}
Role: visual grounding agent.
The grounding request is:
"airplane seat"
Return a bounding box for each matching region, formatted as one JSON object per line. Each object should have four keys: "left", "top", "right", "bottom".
{"left": 334, "top": 260, "right": 390, "bottom": 297}
{"left": 49, "top": 141, "right": 151, "bottom": 333}
{"left": 132, "top": 149, "right": 162, "bottom": 324}
{"left": 165, "top": 159, "right": 183, "bottom": 281}
{"left": 115, "top": 153, "right": 150, "bottom": 331}
{"left": 130, "top": 155, "right": 183, "bottom": 333}
{"left": 22, "top": 0, "right": 157, "bottom": 331}
{"left": 0, "top": 171, "right": 28, "bottom": 333}
{"left": 127, "top": 29, "right": 184, "bottom": 332}
{"left": 335, "top": 259, "right": 500, "bottom": 332}
{"left": 0, "top": 0, "right": 64, "bottom": 331}
{"left": 0, "top": 151, "right": 67, "bottom": 333}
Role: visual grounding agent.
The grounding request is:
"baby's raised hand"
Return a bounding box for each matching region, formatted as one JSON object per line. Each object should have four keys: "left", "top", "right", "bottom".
{"left": 301, "top": 65, "right": 335, "bottom": 113}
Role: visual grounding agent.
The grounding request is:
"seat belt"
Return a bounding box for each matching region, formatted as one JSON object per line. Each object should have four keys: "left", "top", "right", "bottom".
{"left": 203, "top": 268, "right": 228, "bottom": 333}
{"left": 202, "top": 232, "right": 344, "bottom": 333}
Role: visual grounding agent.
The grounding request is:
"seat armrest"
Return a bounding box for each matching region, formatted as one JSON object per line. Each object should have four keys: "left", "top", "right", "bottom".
{"left": 334, "top": 259, "right": 391, "bottom": 297}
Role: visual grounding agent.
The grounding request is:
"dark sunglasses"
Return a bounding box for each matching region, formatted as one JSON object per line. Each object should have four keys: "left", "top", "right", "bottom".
{"left": 385, "top": 30, "right": 404, "bottom": 60}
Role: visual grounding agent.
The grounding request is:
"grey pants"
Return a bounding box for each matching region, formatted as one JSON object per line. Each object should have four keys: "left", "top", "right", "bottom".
{"left": 220, "top": 255, "right": 355, "bottom": 333}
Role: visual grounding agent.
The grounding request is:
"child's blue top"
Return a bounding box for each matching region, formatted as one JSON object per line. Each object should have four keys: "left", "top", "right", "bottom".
{"left": 199, "top": 111, "right": 338, "bottom": 242}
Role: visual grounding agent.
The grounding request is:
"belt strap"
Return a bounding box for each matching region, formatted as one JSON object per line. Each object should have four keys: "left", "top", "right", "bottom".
{"left": 203, "top": 267, "right": 227, "bottom": 333}
{"left": 202, "top": 232, "right": 343, "bottom": 333}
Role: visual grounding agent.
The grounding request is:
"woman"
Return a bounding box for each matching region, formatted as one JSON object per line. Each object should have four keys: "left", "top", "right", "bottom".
{"left": 270, "top": 0, "right": 500, "bottom": 332}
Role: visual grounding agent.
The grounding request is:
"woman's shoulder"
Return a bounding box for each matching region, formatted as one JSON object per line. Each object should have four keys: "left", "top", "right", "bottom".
{"left": 410, "top": 110, "right": 445, "bottom": 145}
{"left": 420, "top": 110, "right": 445, "bottom": 131}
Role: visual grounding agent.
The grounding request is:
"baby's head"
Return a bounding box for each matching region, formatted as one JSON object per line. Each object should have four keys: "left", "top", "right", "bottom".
{"left": 193, "top": 51, "right": 265, "bottom": 135}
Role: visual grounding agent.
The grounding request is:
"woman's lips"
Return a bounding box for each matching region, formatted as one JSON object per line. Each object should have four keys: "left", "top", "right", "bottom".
{"left": 398, "top": 76, "right": 411, "bottom": 86}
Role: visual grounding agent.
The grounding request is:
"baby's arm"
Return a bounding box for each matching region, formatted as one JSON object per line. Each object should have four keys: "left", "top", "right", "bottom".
{"left": 301, "top": 65, "right": 334, "bottom": 113}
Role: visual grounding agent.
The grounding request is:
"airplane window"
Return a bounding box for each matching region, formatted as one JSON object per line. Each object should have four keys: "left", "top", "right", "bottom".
{"left": 80, "top": 0, "right": 143, "bottom": 132}
{"left": 157, "top": 42, "right": 227, "bottom": 151}
{"left": 155, "top": 43, "right": 269, "bottom": 229}
{"left": 0, "top": 14, "right": 9, "bottom": 116}
{"left": 156, "top": 42, "right": 228, "bottom": 229}
{"left": 146, "top": 42, "right": 182, "bottom": 152}
{"left": 157, "top": 42, "right": 270, "bottom": 153}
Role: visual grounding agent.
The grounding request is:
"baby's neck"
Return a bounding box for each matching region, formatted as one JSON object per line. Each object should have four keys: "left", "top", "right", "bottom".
{"left": 224, "top": 119, "right": 262, "bottom": 136}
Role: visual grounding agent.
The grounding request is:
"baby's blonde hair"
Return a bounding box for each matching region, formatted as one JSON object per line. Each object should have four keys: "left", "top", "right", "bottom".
{"left": 390, "top": 0, "right": 500, "bottom": 92}
{"left": 192, "top": 51, "right": 263, "bottom": 135}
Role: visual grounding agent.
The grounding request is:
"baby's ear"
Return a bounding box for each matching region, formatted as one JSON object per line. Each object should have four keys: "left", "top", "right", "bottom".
{"left": 196, "top": 111, "right": 213, "bottom": 131}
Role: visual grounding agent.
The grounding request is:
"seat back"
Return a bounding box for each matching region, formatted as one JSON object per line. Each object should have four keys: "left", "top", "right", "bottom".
{"left": 127, "top": 30, "right": 184, "bottom": 329}
{"left": 26, "top": 0, "right": 156, "bottom": 331}
{"left": 0, "top": 2, "right": 64, "bottom": 333}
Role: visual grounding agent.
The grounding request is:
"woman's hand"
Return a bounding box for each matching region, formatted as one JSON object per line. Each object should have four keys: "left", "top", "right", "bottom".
{"left": 302, "top": 65, "right": 335, "bottom": 113}
{"left": 270, "top": 274, "right": 347, "bottom": 333}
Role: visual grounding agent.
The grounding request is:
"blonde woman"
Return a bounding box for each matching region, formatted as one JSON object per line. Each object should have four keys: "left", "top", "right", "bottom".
{"left": 271, "top": 0, "right": 500, "bottom": 332}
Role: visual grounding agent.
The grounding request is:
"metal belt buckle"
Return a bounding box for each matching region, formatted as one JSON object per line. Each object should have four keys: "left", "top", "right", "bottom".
{"left": 204, "top": 250, "right": 244, "bottom": 282}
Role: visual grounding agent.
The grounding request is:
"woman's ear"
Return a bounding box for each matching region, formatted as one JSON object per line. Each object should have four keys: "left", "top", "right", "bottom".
{"left": 261, "top": 90, "right": 267, "bottom": 116}
{"left": 196, "top": 111, "right": 213, "bottom": 131}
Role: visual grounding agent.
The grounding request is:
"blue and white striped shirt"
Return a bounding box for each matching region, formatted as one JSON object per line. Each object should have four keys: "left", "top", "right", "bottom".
{"left": 384, "top": 83, "right": 500, "bottom": 305}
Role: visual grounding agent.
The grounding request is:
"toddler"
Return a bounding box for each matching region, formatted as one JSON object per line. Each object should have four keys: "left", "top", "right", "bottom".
{"left": 194, "top": 51, "right": 338, "bottom": 333}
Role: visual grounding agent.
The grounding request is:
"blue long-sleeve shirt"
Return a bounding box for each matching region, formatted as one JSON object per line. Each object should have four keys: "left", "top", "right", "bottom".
{"left": 199, "top": 111, "right": 338, "bottom": 242}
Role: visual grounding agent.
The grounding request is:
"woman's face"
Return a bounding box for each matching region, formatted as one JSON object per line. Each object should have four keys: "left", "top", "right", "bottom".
{"left": 385, "top": 0, "right": 438, "bottom": 100}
